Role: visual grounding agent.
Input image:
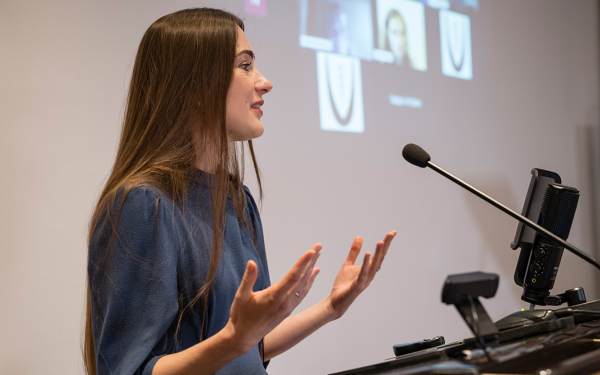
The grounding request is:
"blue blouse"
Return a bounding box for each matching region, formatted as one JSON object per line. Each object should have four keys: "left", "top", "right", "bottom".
{"left": 88, "top": 176, "right": 270, "bottom": 375}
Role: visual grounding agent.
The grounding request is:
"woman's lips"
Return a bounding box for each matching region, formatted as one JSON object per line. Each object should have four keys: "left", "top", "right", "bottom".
{"left": 251, "top": 101, "right": 264, "bottom": 116}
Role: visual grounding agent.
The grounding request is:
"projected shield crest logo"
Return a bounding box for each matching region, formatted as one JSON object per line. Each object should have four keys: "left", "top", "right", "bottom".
{"left": 317, "top": 52, "right": 364, "bottom": 133}
{"left": 440, "top": 10, "right": 472, "bottom": 80}
{"left": 447, "top": 17, "right": 465, "bottom": 71}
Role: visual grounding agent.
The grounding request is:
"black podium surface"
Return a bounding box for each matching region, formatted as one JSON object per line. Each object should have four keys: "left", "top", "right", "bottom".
{"left": 331, "top": 301, "right": 600, "bottom": 375}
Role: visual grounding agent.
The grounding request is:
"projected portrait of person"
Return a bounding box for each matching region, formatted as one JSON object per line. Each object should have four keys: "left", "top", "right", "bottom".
{"left": 327, "top": 4, "right": 354, "bottom": 55}
{"left": 298, "top": 0, "right": 374, "bottom": 60}
{"left": 375, "top": 0, "right": 427, "bottom": 70}
{"left": 384, "top": 9, "right": 412, "bottom": 67}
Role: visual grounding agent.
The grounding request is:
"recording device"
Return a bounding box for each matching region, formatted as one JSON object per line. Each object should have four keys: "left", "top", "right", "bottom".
{"left": 510, "top": 169, "right": 561, "bottom": 254}
{"left": 392, "top": 336, "right": 445, "bottom": 357}
{"left": 511, "top": 169, "right": 580, "bottom": 305}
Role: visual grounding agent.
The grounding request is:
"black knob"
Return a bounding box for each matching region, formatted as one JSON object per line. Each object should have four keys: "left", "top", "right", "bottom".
{"left": 530, "top": 263, "right": 542, "bottom": 274}
{"left": 534, "top": 248, "right": 546, "bottom": 258}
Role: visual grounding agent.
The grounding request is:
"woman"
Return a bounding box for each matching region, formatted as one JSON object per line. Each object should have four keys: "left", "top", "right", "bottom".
{"left": 384, "top": 9, "right": 412, "bottom": 67}
{"left": 84, "top": 8, "right": 396, "bottom": 375}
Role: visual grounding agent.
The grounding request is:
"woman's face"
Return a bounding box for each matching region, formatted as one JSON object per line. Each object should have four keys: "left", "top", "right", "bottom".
{"left": 387, "top": 15, "right": 407, "bottom": 62}
{"left": 225, "top": 27, "right": 273, "bottom": 142}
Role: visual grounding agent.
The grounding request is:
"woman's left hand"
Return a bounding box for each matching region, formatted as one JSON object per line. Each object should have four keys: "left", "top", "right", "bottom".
{"left": 326, "top": 231, "right": 397, "bottom": 320}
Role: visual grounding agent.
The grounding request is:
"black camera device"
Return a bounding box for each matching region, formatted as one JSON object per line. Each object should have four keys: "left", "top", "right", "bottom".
{"left": 511, "top": 169, "right": 580, "bottom": 306}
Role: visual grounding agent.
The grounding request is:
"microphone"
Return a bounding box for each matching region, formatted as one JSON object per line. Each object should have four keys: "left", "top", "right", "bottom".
{"left": 401, "top": 144, "right": 600, "bottom": 300}
{"left": 402, "top": 143, "right": 430, "bottom": 168}
{"left": 520, "top": 183, "right": 579, "bottom": 304}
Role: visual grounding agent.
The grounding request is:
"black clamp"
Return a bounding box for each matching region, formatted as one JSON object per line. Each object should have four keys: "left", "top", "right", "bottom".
{"left": 442, "top": 272, "right": 500, "bottom": 348}
{"left": 543, "top": 287, "right": 586, "bottom": 306}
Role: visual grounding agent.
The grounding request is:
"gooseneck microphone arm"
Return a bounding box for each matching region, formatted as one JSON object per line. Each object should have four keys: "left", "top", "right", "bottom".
{"left": 402, "top": 143, "right": 600, "bottom": 271}
{"left": 428, "top": 161, "right": 600, "bottom": 270}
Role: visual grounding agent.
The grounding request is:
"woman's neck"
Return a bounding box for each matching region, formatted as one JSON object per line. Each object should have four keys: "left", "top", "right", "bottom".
{"left": 195, "top": 157, "right": 218, "bottom": 174}
{"left": 193, "top": 132, "right": 221, "bottom": 174}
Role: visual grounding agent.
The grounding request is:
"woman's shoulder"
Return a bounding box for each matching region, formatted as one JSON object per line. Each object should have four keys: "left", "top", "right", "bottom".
{"left": 241, "top": 185, "right": 264, "bottom": 231}
{"left": 116, "top": 184, "right": 181, "bottom": 231}
{"left": 114, "top": 183, "right": 175, "bottom": 214}
{"left": 119, "top": 182, "right": 170, "bottom": 203}
{"left": 89, "top": 183, "right": 182, "bottom": 264}
{"left": 92, "top": 183, "right": 178, "bottom": 239}
{"left": 242, "top": 185, "right": 262, "bottom": 217}
{"left": 242, "top": 185, "right": 259, "bottom": 208}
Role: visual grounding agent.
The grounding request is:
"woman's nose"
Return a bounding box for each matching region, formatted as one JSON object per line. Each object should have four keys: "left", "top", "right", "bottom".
{"left": 255, "top": 72, "right": 273, "bottom": 95}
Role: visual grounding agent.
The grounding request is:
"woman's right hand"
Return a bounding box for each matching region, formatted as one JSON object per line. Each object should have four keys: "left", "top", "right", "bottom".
{"left": 225, "top": 244, "right": 322, "bottom": 355}
{"left": 154, "top": 245, "right": 320, "bottom": 374}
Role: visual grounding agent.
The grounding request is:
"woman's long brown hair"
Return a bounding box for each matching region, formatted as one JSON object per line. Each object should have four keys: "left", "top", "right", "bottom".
{"left": 83, "top": 8, "right": 262, "bottom": 374}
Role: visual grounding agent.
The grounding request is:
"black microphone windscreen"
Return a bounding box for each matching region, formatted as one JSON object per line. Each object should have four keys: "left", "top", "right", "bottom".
{"left": 402, "top": 144, "right": 431, "bottom": 168}
{"left": 538, "top": 183, "right": 579, "bottom": 240}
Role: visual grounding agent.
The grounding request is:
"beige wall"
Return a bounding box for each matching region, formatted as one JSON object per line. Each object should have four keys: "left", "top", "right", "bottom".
{"left": 1, "top": 1, "right": 599, "bottom": 374}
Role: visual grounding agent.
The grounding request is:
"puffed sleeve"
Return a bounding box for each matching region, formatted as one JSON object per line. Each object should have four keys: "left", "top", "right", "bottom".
{"left": 88, "top": 186, "right": 180, "bottom": 375}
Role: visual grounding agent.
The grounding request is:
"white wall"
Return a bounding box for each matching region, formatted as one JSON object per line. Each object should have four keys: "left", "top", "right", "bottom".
{"left": 1, "top": 1, "right": 599, "bottom": 374}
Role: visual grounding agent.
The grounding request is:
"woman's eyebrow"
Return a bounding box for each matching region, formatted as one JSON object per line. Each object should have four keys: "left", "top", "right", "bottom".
{"left": 236, "top": 49, "right": 255, "bottom": 60}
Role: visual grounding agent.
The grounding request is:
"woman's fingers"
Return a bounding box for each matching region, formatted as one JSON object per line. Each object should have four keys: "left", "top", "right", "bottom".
{"left": 237, "top": 260, "right": 258, "bottom": 300}
{"left": 302, "top": 245, "right": 321, "bottom": 280}
{"left": 294, "top": 266, "right": 321, "bottom": 303}
{"left": 357, "top": 252, "right": 372, "bottom": 287}
{"left": 277, "top": 245, "right": 321, "bottom": 296}
{"left": 361, "top": 231, "right": 397, "bottom": 282}
{"left": 367, "top": 241, "right": 385, "bottom": 280}
{"left": 345, "top": 237, "right": 363, "bottom": 265}
{"left": 228, "top": 244, "right": 326, "bottom": 346}
{"left": 371, "top": 231, "right": 397, "bottom": 276}
{"left": 307, "top": 267, "right": 320, "bottom": 290}
{"left": 380, "top": 231, "right": 396, "bottom": 262}
{"left": 303, "top": 267, "right": 321, "bottom": 295}
{"left": 382, "top": 231, "right": 396, "bottom": 256}
{"left": 286, "top": 247, "right": 321, "bottom": 300}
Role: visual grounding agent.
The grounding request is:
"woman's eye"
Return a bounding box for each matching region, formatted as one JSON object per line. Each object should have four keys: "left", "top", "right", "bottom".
{"left": 241, "top": 63, "right": 252, "bottom": 71}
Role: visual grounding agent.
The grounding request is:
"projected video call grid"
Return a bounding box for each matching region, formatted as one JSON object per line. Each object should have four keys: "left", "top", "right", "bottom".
{"left": 296, "top": 0, "right": 478, "bottom": 133}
